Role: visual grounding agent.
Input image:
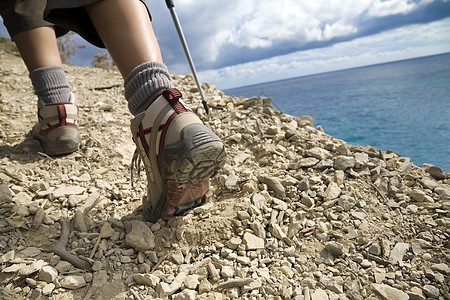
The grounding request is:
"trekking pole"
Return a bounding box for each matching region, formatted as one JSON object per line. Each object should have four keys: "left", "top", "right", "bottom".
{"left": 165, "top": 0, "right": 210, "bottom": 114}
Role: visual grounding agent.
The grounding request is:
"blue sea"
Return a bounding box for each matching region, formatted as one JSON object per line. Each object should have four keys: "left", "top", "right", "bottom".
{"left": 224, "top": 53, "right": 450, "bottom": 172}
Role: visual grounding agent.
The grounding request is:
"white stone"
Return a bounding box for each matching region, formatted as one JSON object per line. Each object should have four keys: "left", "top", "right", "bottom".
{"left": 333, "top": 156, "right": 356, "bottom": 170}
{"left": 269, "top": 224, "right": 287, "bottom": 240}
{"left": 431, "top": 263, "right": 450, "bottom": 275}
{"left": 251, "top": 193, "right": 267, "bottom": 209}
{"left": 420, "top": 177, "right": 438, "bottom": 190}
{"left": 334, "top": 170, "right": 345, "bottom": 186}
{"left": 42, "top": 283, "right": 56, "bottom": 296}
{"left": 410, "top": 189, "right": 427, "bottom": 202}
{"left": 125, "top": 220, "right": 155, "bottom": 251}
{"left": 157, "top": 272, "right": 187, "bottom": 297}
{"left": 389, "top": 242, "right": 410, "bottom": 264}
{"left": 372, "top": 284, "right": 409, "bottom": 300}
{"left": 13, "top": 191, "right": 32, "bottom": 205}
{"left": 91, "top": 261, "right": 103, "bottom": 271}
{"left": 243, "top": 232, "right": 265, "bottom": 250}
{"left": 157, "top": 282, "right": 172, "bottom": 297}
{"left": 326, "top": 182, "right": 341, "bottom": 199}
{"left": 435, "top": 184, "right": 450, "bottom": 199}
{"left": 134, "top": 274, "right": 160, "bottom": 287}
{"left": 226, "top": 237, "right": 242, "bottom": 250}
{"left": 297, "top": 157, "right": 319, "bottom": 168}
{"left": 242, "top": 278, "right": 262, "bottom": 292}
{"left": 325, "top": 241, "right": 344, "bottom": 256}
{"left": 221, "top": 266, "right": 235, "bottom": 278}
{"left": 184, "top": 274, "right": 200, "bottom": 290}
{"left": 20, "top": 260, "right": 46, "bottom": 276}
{"left": 225, "top": 173, "right": 239, "bottom": 188}
{"left": 169, "top": 250, "right": 184, "bottom": 265}
{"left": 306, "top": 147, "right": 330, "bottom": 160}
{"left": 3, "top": 263, "right": 26, "bottom": 273}
{"left": 173, "top": 289, "right": 198, "bottom": 300}
{"left": 281, "top": 265, "right": 294, "bottom": 278}
{"left": 423, "top": 284, "right": 440, "bottom": 298}
{"left": 55, "top": 261, "right": 72, "bottom": 273}
{"left": 354, "top": 152, "right": 369, "bottom": 166}
{"left": 99, "top": 222, "right": 115, "bottom": 238}
{"left": 1, "top": 250, "right": 15, "bottom": 263}
{"left": 60, "top": 275, "right": 86, "bottom": 289}
{"left": 258, "top": 175, "right": 286, "bottom": 198}
{"left": 52, "top": 186, "right": 86, "bottom": 198}
{"left": 38, "top": 266, "right": 58, "bottom": 283}
{"left": 236, "top": 256, "right": 251, "bottom": 265}
{"left": 311, "top": 288, "right": 329, "bottom": 300}
{"left": 198, "top": 278, "right": 212, "bottom": 294}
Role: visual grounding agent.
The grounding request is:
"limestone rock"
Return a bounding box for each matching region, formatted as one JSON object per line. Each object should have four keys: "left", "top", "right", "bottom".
{"left": 60, "top": 275, "right": 86, "bottom": 289}
{"left": 435, "top": 184, "right": 450, "bottom": 199}
{"left": 52, "top": 186, "right": 86, "bottom": 198}
{"left": 431, "top": 263, "right": 450, "bottom": 275}
{"left": 38, "top": 266, "right": 58, "bottom": 283}
{"left": 306, "top": 147, "right": 330, "bottom": 160}
{"left": 184, "top": 274, "right": 200, "bottom": 290}
{"left": 173, "top": 289, "right": 198, "bottom": 300}
{"left": 258, "top": 175, "right": 286, "bottom": 198}
{"left": 334, "top": 156, "right": 356, "bottom": 170}
{"left": 243, "top": 232, "right": 265, "bottom": 250}
{"left": 133, "top": 274, "right": 160, "bottom": 287}
{"left": 389, "top": 242, "right": 409, "bottom": 264}
{"left": 125, "top": 220, "right": 155, "bottom": 251}
{"left": 326, "top": 182, "right": 341, "bottom": 199}
{"left": 157, "top": 272, "right": 187, "bottom": 297}
{"left": 1, "top": 49, "right": 449, "bottom": 300}
{"left": 297, "top": 157, "right": 319, "bottom": 168}
{"left": 325, "top": 241, "right": 345, "bottom": 257}
{"left": 99, "top": 222, "right": 116, "bottom": 238}
{"left": 372, "top": 284, "right": 409, "bottom": 300}
{"left": 42, "top": 283, "right": 56, "bottom": 295}
{"left": 422, "top": 285, "right": 440, "bottom": 298}
{"left": 311, "top": 288, "right": 329, "bottom": 300}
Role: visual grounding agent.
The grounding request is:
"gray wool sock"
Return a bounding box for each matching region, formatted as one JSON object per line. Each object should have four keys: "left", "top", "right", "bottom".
{"left": 124, "top": 62, "right": 174, "bottom": 116}
{"left": 29, "top": 66, "right": 71, "bottom": 103}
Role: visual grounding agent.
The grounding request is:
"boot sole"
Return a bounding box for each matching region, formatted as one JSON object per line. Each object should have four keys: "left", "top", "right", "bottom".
{"left": 145, "top": 123, "right": 226, "bottom": 221}
{"left": 33, "top": 133, "right": 80, "bottom": 156}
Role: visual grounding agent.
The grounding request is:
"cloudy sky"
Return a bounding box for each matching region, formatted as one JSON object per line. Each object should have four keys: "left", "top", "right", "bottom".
{"left": 1, "top": 0, "right": 450, "bottom": 89}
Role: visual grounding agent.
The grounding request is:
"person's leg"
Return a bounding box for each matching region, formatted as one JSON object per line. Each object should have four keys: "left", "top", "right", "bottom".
{"left": 13, "top": 25, "right": 62, "bottom": 71}
{"left": 13, "top": 26, "right": 79, "bottom": 155}
{"left": 14, "top": 26, "right": 71, "bottom": 104}
{"left": 85, "top": 0, "right": 172, "bottom": 116}
{"left": 85, "top": 0, "right": 226, "bottom": 221}
{"left": 85, "top": 0, "right": 162, "bottom": 78}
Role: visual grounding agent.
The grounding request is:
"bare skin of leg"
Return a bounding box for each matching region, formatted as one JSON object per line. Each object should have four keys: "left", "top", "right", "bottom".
{"left": 13, "top": 26, "right": 62, "bottom": 72}
{"left": 85, "top": 0, "right": 163, "bottom": 79}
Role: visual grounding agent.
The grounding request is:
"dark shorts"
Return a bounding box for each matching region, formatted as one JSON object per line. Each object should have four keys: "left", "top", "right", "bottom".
{"left": 0, "top": 0, "right": 151, "bottom": 48}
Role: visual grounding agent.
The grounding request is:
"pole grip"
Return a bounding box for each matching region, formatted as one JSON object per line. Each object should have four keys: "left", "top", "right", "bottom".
{"left": 165, "top": 0, "right": 175, "bottom": 8}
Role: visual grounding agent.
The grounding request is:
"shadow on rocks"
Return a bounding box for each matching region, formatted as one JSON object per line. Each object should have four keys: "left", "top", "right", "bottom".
{"left": 0, "top": 132, "right": 46, "bottom": 163}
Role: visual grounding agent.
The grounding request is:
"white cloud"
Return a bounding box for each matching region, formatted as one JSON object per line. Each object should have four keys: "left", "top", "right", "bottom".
{"left": 201, "top": 18, "right": 450, "bottom": 89}
{"left": 160, "top": 0, "right": 449, "bottom": 74}
{"left": 323, "top": 21, "right": 358, "bottom": 40}
{"left": 2, "top": 0, "right": 448, "bottom": 89}
{"left": 368, "top": 0, "right": 418, "bottom": 17}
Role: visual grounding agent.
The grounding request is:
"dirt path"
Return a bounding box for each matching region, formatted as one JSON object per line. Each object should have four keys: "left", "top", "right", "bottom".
{"left": 1, "top": 48, "right": 449, "bottom": 300}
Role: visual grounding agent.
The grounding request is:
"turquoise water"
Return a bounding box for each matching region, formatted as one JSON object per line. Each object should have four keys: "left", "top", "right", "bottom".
{"left": 224, "top": 53, "right": 450, "bottom": 172}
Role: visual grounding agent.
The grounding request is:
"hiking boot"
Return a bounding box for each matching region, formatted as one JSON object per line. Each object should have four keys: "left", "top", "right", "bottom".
{"left": 131, "top": 88, "right": 226, "bottom": 222}
{"left": 32, "top": 93, "right": 80, "bottom": 155}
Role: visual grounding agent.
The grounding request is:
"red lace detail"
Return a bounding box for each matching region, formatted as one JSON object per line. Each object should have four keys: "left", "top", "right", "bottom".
{"left": 57, "top": 104, "right": 66, "bottom": 126}
{"left": 163, "top": 88, "right": 188, "bottom": 114}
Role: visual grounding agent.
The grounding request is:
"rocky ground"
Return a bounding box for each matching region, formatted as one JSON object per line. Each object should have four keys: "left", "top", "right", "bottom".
{"left": 0, "top": 46, "right": 449, "bottom": 300}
